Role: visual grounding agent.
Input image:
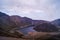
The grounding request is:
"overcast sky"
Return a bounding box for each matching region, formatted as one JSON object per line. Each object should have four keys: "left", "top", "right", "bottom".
{"left": 0, "top": 0, "right": 60, "bottom": 21}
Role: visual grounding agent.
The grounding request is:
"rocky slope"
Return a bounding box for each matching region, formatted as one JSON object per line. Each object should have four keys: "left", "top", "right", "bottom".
{"left": 51, "top": 19, "right": 60, "bottom": 28}
{"left": 0, "top": 12, "right": 60, "bottom": 40}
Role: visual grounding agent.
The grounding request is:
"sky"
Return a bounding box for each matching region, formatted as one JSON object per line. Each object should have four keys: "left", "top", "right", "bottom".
{"left": 0, "top": 0, "right": 60, "bottom": 21}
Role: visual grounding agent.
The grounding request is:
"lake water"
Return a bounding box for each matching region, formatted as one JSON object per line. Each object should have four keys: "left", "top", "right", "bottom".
{"left": 19, "top": 26, "right": 36, "bottom": 35}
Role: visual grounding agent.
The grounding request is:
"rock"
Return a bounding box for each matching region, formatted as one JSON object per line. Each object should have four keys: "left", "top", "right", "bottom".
{"left": 33, "top": 22, "right": 58, "bottom": 32}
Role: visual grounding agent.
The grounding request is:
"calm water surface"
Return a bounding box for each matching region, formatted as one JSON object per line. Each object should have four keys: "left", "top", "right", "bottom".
{"left": 19, "top": 26, "right": 36, "bottom": 35}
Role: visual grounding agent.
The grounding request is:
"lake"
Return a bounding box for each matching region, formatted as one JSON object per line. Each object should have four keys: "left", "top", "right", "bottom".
{"left": 19, "top": 26, "right": 36, "bottom": 35}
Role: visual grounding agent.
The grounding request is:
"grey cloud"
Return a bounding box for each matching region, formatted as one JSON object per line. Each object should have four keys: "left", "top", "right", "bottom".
{"left": 0, "top": 0, "right": 60, "bottom": 21}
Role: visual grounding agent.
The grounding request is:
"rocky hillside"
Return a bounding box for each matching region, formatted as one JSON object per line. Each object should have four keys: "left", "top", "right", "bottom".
{"left": 51, "top": 19, "right": 60, "bottom": 28}
{"left": 0, "top": 12, "right": 60, "bottom": 40}
{"left": 33, "top": 22, "right": 58, "bottom": 32}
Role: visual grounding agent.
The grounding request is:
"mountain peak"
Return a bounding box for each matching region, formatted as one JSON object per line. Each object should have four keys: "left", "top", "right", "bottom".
{"left": 0, "top": 12, "right": 8, "bottom": 17}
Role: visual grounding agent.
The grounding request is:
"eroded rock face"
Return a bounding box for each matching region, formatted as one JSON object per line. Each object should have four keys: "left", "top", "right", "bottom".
{"left": 33, "top": 22, "right": 58, "bottom": 32}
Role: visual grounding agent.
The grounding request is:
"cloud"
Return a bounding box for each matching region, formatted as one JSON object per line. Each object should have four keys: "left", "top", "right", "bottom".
{"left": 0, "top": 0, "right": 60, "bottom": 21}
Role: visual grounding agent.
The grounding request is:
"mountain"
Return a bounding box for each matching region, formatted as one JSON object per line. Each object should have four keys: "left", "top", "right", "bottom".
{"left": 0, "top": 12, "right": 23, "bottom": 38}
{"left": 22, "top": 17, "right": 32, "bottom": 26}
{"left": 0, "top": 12, "right": 8, "bottom": 17}
{"left": 32, "top": 20, "right": 50, "bottom": 26}
{"left": 10, "top": 16, "right": 32, "bottom": 28}
{"left": 33, "top": 22, "right": 58, "bottom": 32}
{"left": 0, "top": 12, "right": 17, "bottom": 31}
{"left": 0, "top": 12, "right": 59, "bottom": 39}
{"left": 10, "top": 15, "right": 23, "bottom": 27}
{"left": 51, "top": 19, "right": 60, "bottom": 28}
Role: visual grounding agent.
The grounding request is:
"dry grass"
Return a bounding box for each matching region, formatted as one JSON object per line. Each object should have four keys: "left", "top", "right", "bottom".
{"left": 0, "top": 32, "right": 60, "bottom": 40}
